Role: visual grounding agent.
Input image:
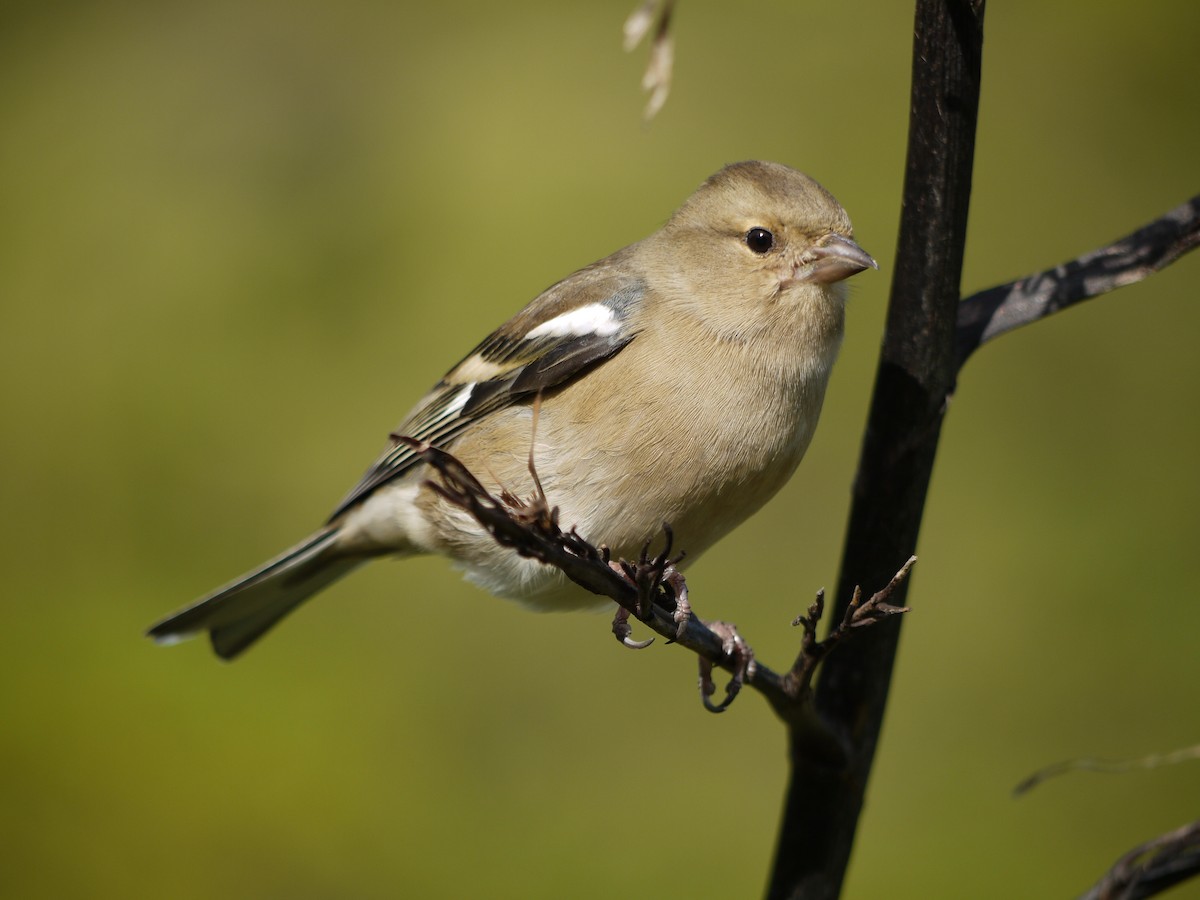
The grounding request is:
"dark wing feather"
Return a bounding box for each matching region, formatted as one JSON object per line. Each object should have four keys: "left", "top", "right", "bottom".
{"left": 326, "top": 267, "right": 644, "bottom": 521}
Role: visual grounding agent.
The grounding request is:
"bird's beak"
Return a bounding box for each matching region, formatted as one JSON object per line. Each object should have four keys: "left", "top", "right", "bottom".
{"left": 799, "top": 233, "right": 878, "bottom": 285}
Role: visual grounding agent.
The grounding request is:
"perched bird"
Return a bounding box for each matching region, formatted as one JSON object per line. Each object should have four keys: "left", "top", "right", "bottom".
{"left": 148, "top": 160, "right": 876, "bottom": 659}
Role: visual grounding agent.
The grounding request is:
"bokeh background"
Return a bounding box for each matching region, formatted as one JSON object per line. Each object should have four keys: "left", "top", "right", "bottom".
{"left": 3, "top": 2, "right": 1198, "bottom": 897}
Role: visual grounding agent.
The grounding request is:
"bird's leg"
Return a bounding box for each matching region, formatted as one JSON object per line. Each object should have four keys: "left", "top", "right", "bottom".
{"left": 496, "top": 390, "right": 558, "bottom": 530}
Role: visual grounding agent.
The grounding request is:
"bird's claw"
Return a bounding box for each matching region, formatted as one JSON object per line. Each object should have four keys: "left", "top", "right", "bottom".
{"left": 611, "top": 598, "right": 654, "bottom": 650}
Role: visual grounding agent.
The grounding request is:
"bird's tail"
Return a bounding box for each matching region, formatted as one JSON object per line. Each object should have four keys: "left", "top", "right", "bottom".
{"left": 147, "top": 527, "right": 363, "bottom": 660}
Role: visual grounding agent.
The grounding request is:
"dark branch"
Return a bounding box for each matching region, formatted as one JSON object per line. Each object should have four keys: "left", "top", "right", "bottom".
{"left": 769, "top": 3, "right": 986, "bottom": 898}
{"left": 956, "top": 195, "right": 1200, "bottom": 369}
{"left": 403, "top": 438, "right": 790, "bottom": 707}
{"left": 1077, "top": 819, "right": 1200, "bottom": 900}
{"left": 405, "top": 438, "right": 910, "bottom": 724}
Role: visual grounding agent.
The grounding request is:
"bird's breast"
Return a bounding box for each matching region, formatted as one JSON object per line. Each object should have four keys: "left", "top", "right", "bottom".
{"left": 530, "top": 329, "right": 834, "bottom": 563}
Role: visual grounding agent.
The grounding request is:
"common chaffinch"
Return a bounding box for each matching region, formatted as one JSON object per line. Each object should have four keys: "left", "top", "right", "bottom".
{"left": 148, "top": 160, "right": 876, "bottom": 659}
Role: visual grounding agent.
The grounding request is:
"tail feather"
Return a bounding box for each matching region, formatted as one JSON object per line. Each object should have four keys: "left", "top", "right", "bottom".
{"left": 147, "top": 527, "right": 363, "bottom": 660}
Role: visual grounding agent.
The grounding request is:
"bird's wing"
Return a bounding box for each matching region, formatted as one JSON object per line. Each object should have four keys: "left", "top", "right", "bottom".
{"left": 326, "top": 263, "right": 645, "bottom": 520}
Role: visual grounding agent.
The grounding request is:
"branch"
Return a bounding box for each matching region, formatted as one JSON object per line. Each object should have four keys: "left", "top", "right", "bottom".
{"left": 1077, "top": 819, "right": 1200, "bottom": 900}
{"left": 1015, "top": 743, "right": 1200, "bottom": 797}
{"left": 788, "top": 558, "right": 914, "bottom": 701}
{"left": 768, "top": 3, "right": 985, "bottom": 898}
{"left": 956, "top": 195, "right": 1200, "bottom": 369}
{"left": 405, "top": 438, "right": 910, "bottom": 727}
{"left": 763, "top": 4, "right": 1195, "bottom": 897}
{"left": 406, "top": 438, "right": 789, "bottom": 700}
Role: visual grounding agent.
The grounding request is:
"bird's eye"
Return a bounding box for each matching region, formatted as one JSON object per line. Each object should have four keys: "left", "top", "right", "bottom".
{"left": 745, "top": 227, "right": 774, "bottom": 254}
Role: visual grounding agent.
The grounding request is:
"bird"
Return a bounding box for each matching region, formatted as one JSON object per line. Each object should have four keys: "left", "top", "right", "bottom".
{"left": 147, "top": 160, "right": 876, "bottom": 660}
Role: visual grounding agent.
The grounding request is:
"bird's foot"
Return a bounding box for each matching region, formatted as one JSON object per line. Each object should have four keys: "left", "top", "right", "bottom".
{"left": 698, "top": 621, "right": 756, "bottom": 713}
{"left": 607, "top": 525, "right": 688, "bottom": 650}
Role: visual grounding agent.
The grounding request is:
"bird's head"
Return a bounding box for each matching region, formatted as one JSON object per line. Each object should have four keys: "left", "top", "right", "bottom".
{"left": 648, "top": 160, "right": 876, "bottom": 344}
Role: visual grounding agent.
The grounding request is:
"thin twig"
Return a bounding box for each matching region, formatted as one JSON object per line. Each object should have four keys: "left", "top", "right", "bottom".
{"left": 788, "top": 557, "right": 915, "bottom": 698}
{"left": 406, "top": 437, "right": 910, "bottom": 719}
{"left": 1077, "top": 819, "right": 1200, "bottom": 900}
{"left": 404, "top": 438, "right": 791, "bottom": 705}
{"left": 1015, "top": 743, "right": 1200, "bottom": 797}
{"left": 956, "top": 195, "right": 1200, "bottom": 369}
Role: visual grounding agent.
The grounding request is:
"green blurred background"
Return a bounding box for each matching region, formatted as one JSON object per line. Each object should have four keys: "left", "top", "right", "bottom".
{"left": 2, "top": 1, "right": 1198, "bottom": 897}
